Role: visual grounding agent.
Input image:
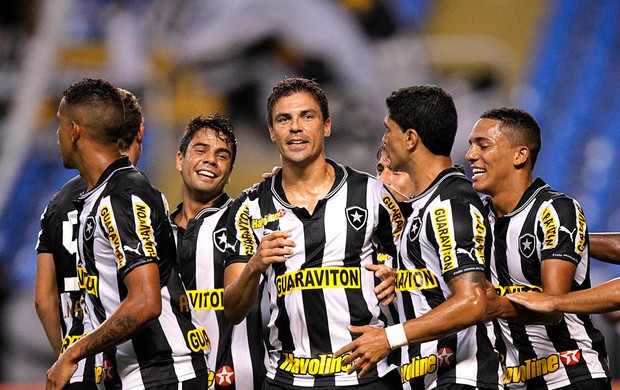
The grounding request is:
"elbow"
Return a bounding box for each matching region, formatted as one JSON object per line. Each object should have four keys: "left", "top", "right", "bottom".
{"left": 465, "top": 291, "right": 489, "bottom": 324}
{"left": 224, "top": 307, "right": 244, "bottom": 325}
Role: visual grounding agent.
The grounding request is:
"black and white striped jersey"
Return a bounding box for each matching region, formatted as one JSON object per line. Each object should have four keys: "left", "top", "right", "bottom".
{"left": 396, "top": 167, "right": 502, "bottom": 390}
{"left": 171, "top": 195, "right": 268, "bottom": 390}
{"left": 75, "top": 156, "right": 209, "bottom": 389}
{"left": 225, "top": 160, "right": 405, "bottom": 387}
{"left": 485, "top": 178, "right": 610, "bottom": 389}
{"left": 36, "top": 175, "right": 98, "bottom": 386}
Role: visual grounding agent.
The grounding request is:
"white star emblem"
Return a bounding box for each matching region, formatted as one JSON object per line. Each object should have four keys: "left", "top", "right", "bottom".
{"left": 217, "top": 232, "right": 227, "bottom": 246}
{"left": 86, "top": 220, "right": 93, "bottom": 234}
{"left": 351, "top": 211, "right": 363, "bottom": 223}
{"left": 522, "top": 238, "right": 532, "bottom": 251}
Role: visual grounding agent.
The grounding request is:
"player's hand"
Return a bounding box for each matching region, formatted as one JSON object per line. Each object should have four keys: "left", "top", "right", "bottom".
{"left": 46, "top": 353, "right": 78, "bottom": 390}
{"left": 248, "top": 230, "right": 295, "bottom": 273}
{"left": 335, "top": 325, "right": 391, "bottom": 378}
{"left": 505, "top": 292, "right": 556, "bottom": 314}
{"left": 365, "top": 263, "right": 396, "bottom": 306}
{"left": 261, "top": 166, "right": 281, "bottom": 180}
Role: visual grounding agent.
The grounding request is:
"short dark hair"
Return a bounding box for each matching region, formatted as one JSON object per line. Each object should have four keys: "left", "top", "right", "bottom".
{"left": 479, "top": 107, "right": 542, "bottom": 167}
{"left": 178, "top": 114, "right": 238, "bottom": 167}
{"left": 385, "top": 85, "right": 457, "bottom": 157}
{"left": 117, "top": 88, "right": 143, "bottom": 152}
{"left": 267, "top": 77, "right": 329, "bottom": 126}
{"left": 62, "top": 78, "right": 124, "bottom": 144}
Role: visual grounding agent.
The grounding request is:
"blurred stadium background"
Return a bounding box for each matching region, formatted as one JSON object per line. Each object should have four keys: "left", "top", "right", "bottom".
{"left": 0, "top": 0, "right": 618, "bottom": 387}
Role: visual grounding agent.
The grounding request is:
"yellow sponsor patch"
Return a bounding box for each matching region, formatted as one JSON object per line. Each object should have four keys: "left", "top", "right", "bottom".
{"left": 279, "top": 353, "right": 353, "bottom": 376}
{"left": 78, "top": 266, "right": 98, "bottom": 297}
{"left": 395, "top": 269, "right": 438, "bottom": 291}
{"left": 252, "top": 211, "right": 281, "bottom": 229}
{"left": 236, "top": 204, "right": 256, "bottom": 256}
{"left": 60, "top": 333, "right": 86, "bottom": 355}
{"left": 187, "top": 327, "right": 211, "bottom": 352}
{"left": 134, "top": 202, "right": 157, "bottom": 258}
{"left": 275, "top": 267, "right": 360, "bottom": 297}
{"left": 472, "top": 210, "right": 486, "bottom": 264}
{"left": 377, "top": 253, "right": 390, "bottom": 263}
{"left": 382, "top": 195, "right": 405, "bottom": 240}
{"left": 541, "top": 207, "right": 558, "bottom": 249}
{"left": 400, "top": 355, "right": 437, "bottom": 383}
{"left": 494, "top": 285, "right": 543, "bottom": 297}
{"left": 433, "top": 207, "right": 456, "bottom": 272}
{"left": 575, "top": 207, "right": 586, "bottom": 254}
{"left": 101, "top": 206, "right": 125, "bottom": 269}
{"left": 502, "top": 354, "right": 559, "bottom": 384}
{"left": 186, "top": 289, "right": 224, "bottom": 311}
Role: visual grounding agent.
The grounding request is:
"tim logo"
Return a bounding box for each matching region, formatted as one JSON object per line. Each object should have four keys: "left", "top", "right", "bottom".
{"left": 213, "top": 228, "right": 227, "bottom": 253}
{"left": 408, "top": 217, "right": 422, "bottom": 242}
{"left": 559, "top": 349, "right": 581, "bottom": 366}
{"left": 346, "top": 206, "right": 367, "bottom": 231}
{"left": 519, "top": 233, "right": 535, "bottom": 258}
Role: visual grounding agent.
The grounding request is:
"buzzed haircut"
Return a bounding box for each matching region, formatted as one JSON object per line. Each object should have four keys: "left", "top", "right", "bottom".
{"left": 480, "top": 107, "right": 542, "bottom": 167}
{"left": 386, "top": 85, "right": 457, "bottom": 157}
{"left": 179, "top": 114, "right": 238, "bottom": 167}
{"left": 117, "top": 88, "right": 143, "bottom": 152}
{"left": 62, "top": 78, "right": 124, "bottom": 145}
{"left": 267, "top": 77, "right": 329, "bottom": 126}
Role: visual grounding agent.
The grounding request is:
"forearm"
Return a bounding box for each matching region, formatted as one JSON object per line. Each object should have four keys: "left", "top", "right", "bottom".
{"left": 64, "top": 298, "right": 155, "bottom": 363}
{"left": 551, "top": 278, "right": 620, "bottom": 314}
{"left": 224, "top": 261, "right": 263, "bottom": 324}
{"left": 402, "top": 287, "right": 487, "bottom": 345}
{"left": 35, "top": 298, "right": 62, "bottom": 355}
{"left": 590, "top": 233, "right": 620, "bottom": 264}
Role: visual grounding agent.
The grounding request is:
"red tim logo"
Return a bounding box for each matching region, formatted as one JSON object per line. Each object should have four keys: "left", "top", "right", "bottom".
{"left": 215, "top": 366, "right": 235, "bottom": 386}
{"left": 559, "top": 349, "right": 581, "bottom": 366}
{"left": 102, "top": 359, "right": 116, "bottom": 382}
{"left": 437, "top": 347, "right": 455, "bottom": 367}
{"left": 278, "top": 209, "right": 287, "bottom": 218}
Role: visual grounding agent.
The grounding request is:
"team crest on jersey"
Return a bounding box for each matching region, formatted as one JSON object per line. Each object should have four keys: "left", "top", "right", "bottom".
{"left": 215, "top": 366, "right": 235, "bottom": 386}
{"left": 519, "top": 233, "right": 536, "bottom": 258}
{"left": 559, "top": 349, "right": 581, "bottom": 366}
{"left": 213, "top": 228, "right": 227, "bottom": 252}
{"left": 346, "top": 206, "right": 367, "bottom": 231}
{"left": 408, "top": 217, "right": 422, "bottom": 242}
{"left": 84, "top": 216, "right": 96, "bottom": 240}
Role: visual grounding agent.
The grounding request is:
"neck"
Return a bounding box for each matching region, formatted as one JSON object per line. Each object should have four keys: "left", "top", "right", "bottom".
{"left": 175, "top": 188, "right": 225, "bottom": 229}
{"left": 78, "top": 145, "right": 122, "bottom": 189}
{"left": 406, "top": 154, "right": 453, "bottom": 196}
{"left": 280, "top": 157, "right": 334, "bottom": 213}
{"left": 490, "top": 172, "right": 533, "bottom": 217}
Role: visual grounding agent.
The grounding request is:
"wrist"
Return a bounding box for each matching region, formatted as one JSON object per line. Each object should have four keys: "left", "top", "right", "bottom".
{"left": 385, "top": 323, "right": 408, "bottom": 349}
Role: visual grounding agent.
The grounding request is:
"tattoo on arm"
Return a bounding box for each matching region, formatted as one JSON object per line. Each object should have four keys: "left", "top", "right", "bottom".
{"left": 448, "top": 271, "right": 488, "bottom": 289}
{"left": 80, "top": 313, "right": 140, "bottom": 356}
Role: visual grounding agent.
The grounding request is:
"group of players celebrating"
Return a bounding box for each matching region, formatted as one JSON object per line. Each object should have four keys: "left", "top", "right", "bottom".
{"left": 35, "top": 76, "right": 618, "bottom": 390}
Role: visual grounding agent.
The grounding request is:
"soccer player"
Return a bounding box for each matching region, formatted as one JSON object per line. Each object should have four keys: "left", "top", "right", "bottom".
{"left": 466, "top": 107, "right": 610, "bottom": 389}
{"left": 35, "top": 87, "right": 143, "bottom": 389}
{"left": 171, "top": 114, "right": 267, "bottom": 389}
{"left": 375, "top": 143, "right": 415, "bottom": 204}
{"left": 223, "top": 77, "right": 404, "bottom": 389}
{"left": 45, "top": 78, "right": 209, "bottom": 390}
{"left": 337, "top": 85, "right": 502, "bottom": 389}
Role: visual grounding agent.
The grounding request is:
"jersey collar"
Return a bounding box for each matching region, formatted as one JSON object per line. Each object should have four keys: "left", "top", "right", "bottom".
{"left": 270, "top": 159, "right": 347, "bottom": 208}
{"left": 171, "top": 193, "right": 232, "bottom": 223}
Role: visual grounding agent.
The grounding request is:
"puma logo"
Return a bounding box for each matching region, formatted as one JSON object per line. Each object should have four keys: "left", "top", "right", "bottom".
{"left": 123, "top": 244, "right": 141, "bottom": 255}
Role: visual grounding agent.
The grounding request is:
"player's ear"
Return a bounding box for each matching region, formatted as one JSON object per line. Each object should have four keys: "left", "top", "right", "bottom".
{"left": 514, "top": 146, "right": 529, "bottom": 167}
{"left": 323, "top": 118, "right": 331, "bottom": 138}
{"left": 404, "top": 128, "right": 418, "bottom": 151}
{"left": 70, "top": 121, "right": 81, "bottom": 143}
{"left": 175, "top": 151, "right": 184, "bottom": 173}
